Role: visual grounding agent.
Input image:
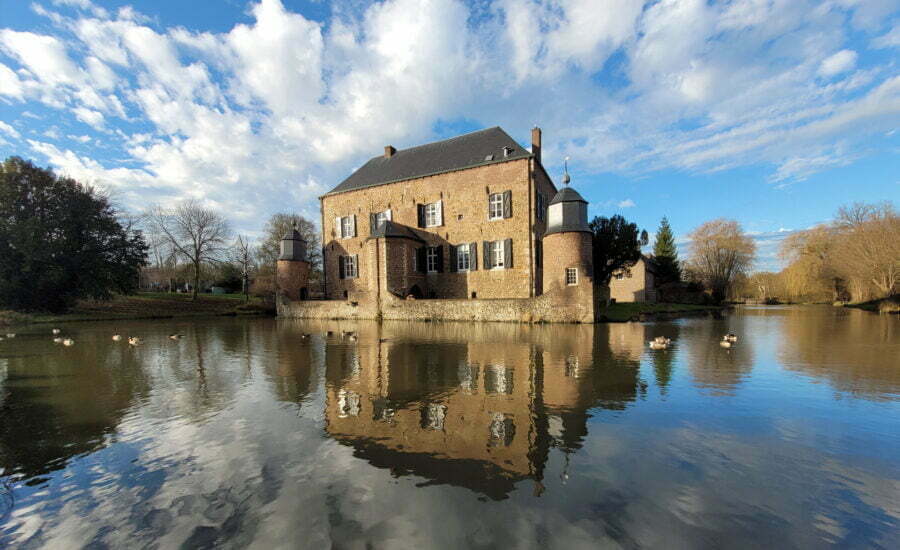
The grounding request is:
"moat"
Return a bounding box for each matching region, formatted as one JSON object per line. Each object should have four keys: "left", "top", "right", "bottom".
{"left": 1, "top": 306, "right": 897, "bottom": 548}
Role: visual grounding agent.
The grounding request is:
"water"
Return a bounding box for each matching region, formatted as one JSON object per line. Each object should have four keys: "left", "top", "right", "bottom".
{"left": 0, "top": 306, "right": 897, "bottom": 549}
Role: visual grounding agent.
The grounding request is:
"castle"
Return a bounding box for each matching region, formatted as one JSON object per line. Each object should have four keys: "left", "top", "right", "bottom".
{"left": 277, "top": 126, "right": 601, "bottom": 323}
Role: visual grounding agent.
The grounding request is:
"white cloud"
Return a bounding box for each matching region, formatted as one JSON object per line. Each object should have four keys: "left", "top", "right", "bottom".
{"left": 871, "top": 23, "right": 900, "bottom": 48}
{"left": 618, "top": 199, "right": 636, "bottom": 208}
{"left": 818, "top": 49, "right": 858, "bottom": 77}
{"left": 72, "top": 106, "right": 105, "bottom": 129}
{"left": 0, "top": 120, "right": 20, "bottom": 138}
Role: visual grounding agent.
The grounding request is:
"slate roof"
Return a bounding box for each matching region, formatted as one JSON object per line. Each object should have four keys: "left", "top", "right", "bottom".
{"left": 366, "top": 220, "right": 425, "bottom": 243}
{"left": 548, "top": 186, "right": 587, "bottom": 205}
{"left": 325, "top": 127, "right": 532, "bottom": 196}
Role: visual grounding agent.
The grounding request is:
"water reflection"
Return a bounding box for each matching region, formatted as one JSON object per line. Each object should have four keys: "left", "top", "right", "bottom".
{"left": 319, "top": 323, "right": 649, "bottom": 500}
{"left": 0, "top": 308, "right": 897, "bottom": 548}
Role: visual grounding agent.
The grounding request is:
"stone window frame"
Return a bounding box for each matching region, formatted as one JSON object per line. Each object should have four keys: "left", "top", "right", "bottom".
{"left": 426, "top": 246, "right": 440, "bottom": 273}
{"left": 456, "top": 243, "right": 471, "bottom": 271}
{"left": 424, "top": 202, "right": 441, "bottom": 227}
{"left": 488, "top": 192, "right": 504, "bottom": 220}
{"left": 566, "top": 267, "right": 578, "bottom": 286}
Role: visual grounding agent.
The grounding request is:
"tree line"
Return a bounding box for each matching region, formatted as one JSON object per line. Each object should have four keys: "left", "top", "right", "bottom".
{"left": 735, "top": 202, "right": 898, "bottom": 304}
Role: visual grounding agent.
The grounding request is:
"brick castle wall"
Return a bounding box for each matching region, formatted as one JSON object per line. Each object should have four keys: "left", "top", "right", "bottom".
{"left": 322, "top": 158, "right": 538, "bottom": 300}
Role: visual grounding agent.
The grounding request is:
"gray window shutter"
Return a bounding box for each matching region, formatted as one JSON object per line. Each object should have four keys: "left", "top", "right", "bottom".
{"left": 436, "top": 245, "right": 444, "bottom": 273}
{"left": 417, "top": 204, "right": 425, "bottom": 228}
{"left": 385, "top": 209, "right": 392, "bottom": 221}
{"left": 334, "top": 216, "right": 342, "bottom": 239}
{"left": 436, "top": 200, "right": 443, "bottom": 226}
{"left": 338, "top": 256, "right": 345, "bottom": 279}
{"left": 353, "top": 254, "right": 359, "bottom": 278}
{"left": 449, "top": 244, "right": 457, "bottom": 272}
{"left": 369, "top": 213, "right": 377, "bottom": 236}
{"left": 416, "top": 247, "right": 426, "bottom": 273}
{"left": 470, "top": 242, "right": 477, "bottom": 270}
{"left": 503, "top": 190, "right": 512, "bottom": 218}
{"left": 350, "top": 215, "right": 357, "bottom": 237}
{"left": 504, "top": 238, "right": 512, "bottom": 268}
{"left": 483, "top": 240, "right": 491, "bottom": 269}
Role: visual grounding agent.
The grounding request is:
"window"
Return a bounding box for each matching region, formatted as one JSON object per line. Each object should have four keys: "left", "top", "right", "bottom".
{"left": 425, "top": 202, "right": 440, "bottom": 227}
{"left": 566, "top": 267, "right": 578, "bottom": 286}
{"left": 426, "top": 246, "right": 439, "bottom": 273}
{"left": 536, "top": 193, "right": 545, "bottom": 221}
{"left": 489, "top": 193, "right": 503, "bottom": 220}
{"left": 489, "top": 412, "right": 516, "bottom": 447}
{"left": 421, "top": 403, "right": 447, "bottom": 430}
{"left": 338, "top": 389, "right": 360, "bottom": 418}
{"left": 370, "top": 209, "right": 391, "bottom": 234}
{"left": 341, "top": 216, "right": 354, "bottom": 238}
{"left": 485, "top": 365, "right": 514, "bottom": 395}
{"left": 341, "top": 255, "right": 357, "bottom": 279}
{"left": 615, "top": 272, "right": 624, "bottom": 280}
{"left": 492, "top": 240, "right": 505, "bottom": 269}
{"left": 456, "top": 243, "right": 471, "bottom": 271}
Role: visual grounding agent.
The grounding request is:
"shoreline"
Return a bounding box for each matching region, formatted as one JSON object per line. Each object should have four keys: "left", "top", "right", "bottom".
{"left": 4, "top": 295, "right": 728, "bottom": 327}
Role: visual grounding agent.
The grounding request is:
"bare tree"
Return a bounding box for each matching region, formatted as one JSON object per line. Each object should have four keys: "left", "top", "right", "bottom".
{"left": 687, "top": 218, "right": 756, "bottom": 302}
{"left": 831, "top": 202, "right": 899, "bottom": 300}
{"left": 230, "top": 235, "right": 255, "bottom": 302}
{"left": 148, "top": 199, "right": 232, "bottom": 300}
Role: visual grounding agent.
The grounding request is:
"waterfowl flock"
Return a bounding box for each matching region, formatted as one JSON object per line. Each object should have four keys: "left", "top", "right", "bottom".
{"left": 647, "top": 333, "right": 740, "bottom": 351}
{"left": 648, "top": 336, "right": 672, "bottom": 350}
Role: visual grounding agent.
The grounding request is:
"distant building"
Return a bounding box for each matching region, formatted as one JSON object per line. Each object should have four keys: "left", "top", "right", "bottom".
{"left": 609, "top": 255, "right": 658, "bottom": 303}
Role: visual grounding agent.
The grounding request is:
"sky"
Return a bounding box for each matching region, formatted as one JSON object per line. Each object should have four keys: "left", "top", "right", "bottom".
{"left": 0, "top": 0, "right": 898, "bottom": 271}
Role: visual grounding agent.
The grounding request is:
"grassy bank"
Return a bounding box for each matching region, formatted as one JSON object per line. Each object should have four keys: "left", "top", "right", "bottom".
{"left": 843, "top": 295, "right": 900, "bottom": 314}
{"left": 1, "top": 292, "right": 273, "bottom": 326}
{"left": 598, "top": 302, "right": 724, "bottom": 322}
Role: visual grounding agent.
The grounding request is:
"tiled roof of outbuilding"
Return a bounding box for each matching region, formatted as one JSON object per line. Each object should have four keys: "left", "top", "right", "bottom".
{"left": 366, "top": 220, "right": 425, "bottom": 243}
{"left": 324, "top": 127, "right": 532, "bottom": 196}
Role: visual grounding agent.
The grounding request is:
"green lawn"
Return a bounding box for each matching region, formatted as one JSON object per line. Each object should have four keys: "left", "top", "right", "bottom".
{"left": 599, "top": 302, "right": 722, "bottom": 322}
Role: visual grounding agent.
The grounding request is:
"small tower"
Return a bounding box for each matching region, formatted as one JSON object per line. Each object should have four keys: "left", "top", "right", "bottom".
{"left": 276, "top": 223, "right": 310, "bottom": 301}
{"left": 542, "top": 160, "right": 597, "bottom": 322}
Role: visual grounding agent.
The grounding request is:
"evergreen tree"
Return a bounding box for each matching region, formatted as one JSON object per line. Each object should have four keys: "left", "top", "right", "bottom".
{"left": 0, "top": 157, "right": 148, "bottom": 312}
{"left": 652, "top": 217, "right": 681, "bottom": 284}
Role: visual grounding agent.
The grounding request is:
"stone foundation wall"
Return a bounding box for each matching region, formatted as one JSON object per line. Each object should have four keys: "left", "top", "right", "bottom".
{"left": 278, "top": 284, "right": 596, "bottom": 323}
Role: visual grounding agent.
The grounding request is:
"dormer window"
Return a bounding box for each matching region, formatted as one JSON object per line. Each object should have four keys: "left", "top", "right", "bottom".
{"left": 503, "top": 146, "right": 514, "bottom": 157}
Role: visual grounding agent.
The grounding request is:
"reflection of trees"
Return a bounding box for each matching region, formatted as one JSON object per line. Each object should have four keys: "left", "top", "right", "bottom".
{"left": 777, "top": 307, "right": 899, "bottom": 399}
{"left": 0, "top": 338, "right": 151, "bottom": 478}
{"left": 682, "top": 317, "right": 755, "bottom": 395}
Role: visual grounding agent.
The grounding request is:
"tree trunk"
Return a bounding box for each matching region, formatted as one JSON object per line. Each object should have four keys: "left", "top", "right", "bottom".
{"left": 193, "top": 262, "right": 200, "bottom": 301}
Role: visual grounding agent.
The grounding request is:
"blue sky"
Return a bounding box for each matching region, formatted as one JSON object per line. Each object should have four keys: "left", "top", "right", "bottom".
{"left": 0, "top": 0, "right": 898, "bottom": 271}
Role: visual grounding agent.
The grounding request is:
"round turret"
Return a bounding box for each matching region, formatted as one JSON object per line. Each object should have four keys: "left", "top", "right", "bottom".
{"left": 545, "top": 186, "right": 590, "bottom": 235}
{"left": 277, "top": 224, "right": 311, "bottom": 301}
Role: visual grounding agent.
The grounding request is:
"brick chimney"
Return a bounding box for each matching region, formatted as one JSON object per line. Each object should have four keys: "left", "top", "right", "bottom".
{"left": 384, "top": 145, "right": 396, "bottom": 158}
{"left": 531, "top": 127, "right": 541, "bottom": 165}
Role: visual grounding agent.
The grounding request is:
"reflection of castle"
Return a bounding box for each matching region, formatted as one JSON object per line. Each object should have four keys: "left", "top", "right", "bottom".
{"left": 322, "top": 324, "right": 642, "bottom": 499}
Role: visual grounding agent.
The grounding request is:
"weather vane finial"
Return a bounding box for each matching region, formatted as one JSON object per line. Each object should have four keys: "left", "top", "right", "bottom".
{"left": 563, "top": 156, "right": 571, "bottom": 186}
